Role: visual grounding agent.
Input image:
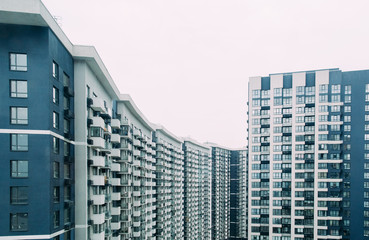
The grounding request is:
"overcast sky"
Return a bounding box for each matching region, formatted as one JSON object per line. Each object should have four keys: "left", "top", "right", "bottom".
{"left": 42, "top": 0, "right": 369, "bottom": 148}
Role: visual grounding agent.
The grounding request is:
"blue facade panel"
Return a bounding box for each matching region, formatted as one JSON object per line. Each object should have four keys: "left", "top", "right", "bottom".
{"left": 0, "top": 24, "right": 74, "bottom": 239}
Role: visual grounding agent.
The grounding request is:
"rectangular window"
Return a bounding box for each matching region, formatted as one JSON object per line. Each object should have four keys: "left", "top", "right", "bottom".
{"left": 53, "top": 187, "right": 60, "bottom": 203}
{"left": 53, "top": 112, "right": 59, "bottom": 129}
{"left": 10, "top": 213, "right": 28, "bottom": 231}
{"left": 10, "top": 187, "right": 28, "bottom": 204}
{"left": 53, "top": 137, "right": 59, "bottom": 154}
{"left": 10, "top": 107, "right": 28, "bottom": 125}
{"left": 10, "top": 80, "right": 27, "bottom": 98}
{"left": 64, "top": 163, "right": 71, "bottom": 179}
{"left": 11, "top": 160, "right": 28, "bottom": 178}
{"left": 53, "top": 87, "right": 59, "bottom": 104}
{"left": 11, "top": 134, "right": 28, "bottom": 151}
{"left": 63, "top": 73, "right": 70, "bottom": 87}
{"left": 53, "top": 161, "right": 59, "bottom": 178}
{"left": 10, "top": 53, "right": 27, "bottom": 71}
{"left": 53, "top": 211, "right": 60, "bottom": 228}
{"left": 52, "top": 61, "right": 59, "bottom": 79}
{"left": 331, "top": 84, "right": 341, "bottom": 94}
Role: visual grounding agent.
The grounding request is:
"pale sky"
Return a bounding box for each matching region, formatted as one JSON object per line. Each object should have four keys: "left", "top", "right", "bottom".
{"left": 42, "top": 0, "right": 369, "bottom": 148}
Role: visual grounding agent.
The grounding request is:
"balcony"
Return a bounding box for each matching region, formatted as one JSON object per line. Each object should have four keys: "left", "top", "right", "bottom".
{"left": 111, "top": 178, "right": 121, "bottom": 186}
{"left": 111, "top": 149, "right": 121, "bottom": 158}
{"left": 133, "top": 221, "right": 141, "bottom": 227}
{"left": 111, "top": 206, "right": 121, "bottom": 215}
{"left": 133, "top": 150, "right": 140, "bottom": 157}
{"left": 112, "top": 192, "right": 121, "bottom": 201}
{"left": 133, "top": 180, "right": 141, "bottom": 186}
{"left": 112, "top": 235, "right": 121, "bottom": 240}
{"left": 111, "top": 221, "right": 121, "bottom": 230}
{"left": 91, "top": 156, "right": 105, "bottom": 167}
{"left": 111, "top": 163, "right": 120, "bottom": 172}
{"left": 133, "top": 232, "right": 140, "bottom": 238}
{"left": 91, "top": 116, "right": 105, "bottom": 129}
{"left": 91, "top": 231, "right": 105, "bottom": 240}
{"left": 111, "top": 134, "right": 121, "bottom": 143}
{"left": 90, "top": 97, "right": 106, "bottom": 113}
{"left": 90, "top": 137, "right": 105, "bottom": 149}
{"left": 90, "top": 194, "right": 105, "bottom": 205}
{"left": 133, "top": 210, "right": 141, "bottom": 217}
{"left": 111, "top": 119, "right": 121, "bottom": 129}
{"left": 90, "top": 175, "right": 105, "bottom": 186}
{"left": 91, "top": 212, "right": 105, "bottom": 225}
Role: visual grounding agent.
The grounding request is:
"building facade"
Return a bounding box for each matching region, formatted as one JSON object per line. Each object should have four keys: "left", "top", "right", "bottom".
{"left": 0, "top": 7, "right": 75, "bottom": 240}
{"left": 183, "top": 139, "right": 212, "bottom": 240}
{"left": 210, "top": 145, "right": 231, "bottom": 240}
{"left": 0, "top": 1, "right": 248, "bottom": 239}
{"left": 230, "top": 149, "right": 248, "bottom": 240}
{"left": 248, "top": 68, "right": 369, "bottom": 240}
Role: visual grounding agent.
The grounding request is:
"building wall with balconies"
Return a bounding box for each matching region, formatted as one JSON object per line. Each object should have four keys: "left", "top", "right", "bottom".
{"left": 183, "top": 139, "right": 211, "bottom": 240}
{"left": 154, "top": 126, "right": 184, "bottom": 240}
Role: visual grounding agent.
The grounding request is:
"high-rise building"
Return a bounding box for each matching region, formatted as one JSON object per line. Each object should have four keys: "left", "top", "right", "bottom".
{"left": 209, "top": 145, "right": 231, "bottom": 240}
{"left": 183, "top": 139, "right": 212, "bottom": 240}
{"left": 230, "top": 149, "right": 248, "bottom": 240}
{"left": 248, "top": 68, "right": 369, "bottom": 240}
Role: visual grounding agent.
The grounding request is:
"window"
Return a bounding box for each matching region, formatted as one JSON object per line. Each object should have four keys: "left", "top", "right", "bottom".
{"left": 53, "top": 137, "right": 59, "bottom": 154}
{"left": 53, "top": 112, "right": 59, "bottom": 129}
{"left": 10, "top": 213, "right": 28, "bottom": 231}
{"left": 11, "top": 160, "right": 28, "bottom": 178}
{"left": 53, "top": 187, "right": 60, "bottom": 203}
{"left": 10, "top": 53, "right": 27, "bottom": 71}
{"left": 10, "top": 80, "right": 27, "bottom": 98}
{"left": 52, "top": 61, "right": 59, "bottom": 79}
{"left": 319, "top": 84, "right": 328, "bottom": 93}
{"left": 10, "top": 107, "right": 28, "bottom": 125}
{"left": 53, "top": 211, "right": 60, "bottom": 228}
{"left": 64, "top": 208, "right": 71, "bottom": 224}
{"left": 53, "top": 162, "right": 59, "bottom": 178}
{"left": 331, "top": 84, "right": 341, "bottom": 93}
{"left": 64, "top": 164, "right": 71, "bottom": 179}
{"left": 10, "top": 187, "right": 28, "bottom": 204}
{"left": 11, "top": 134, "right": 28, "bottom": 151}
{"left": 53, "top": 87, "right": 59, "bottom": 104}
{"left": 345, "top": 85, "right": 351, "bottom": 94}
{"left": 63, "top": 73, "right": 70, "bottom": 87}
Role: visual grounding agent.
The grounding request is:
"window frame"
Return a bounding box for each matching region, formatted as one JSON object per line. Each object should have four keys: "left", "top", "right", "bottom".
{"left": 10, "top": 53, "right": 27, "bottom": 71}
{"left": 11, "top": 134, "right": 28, "bottom": 152}
{"left": 11, "top": 160, "right": 28, "bottom": 178}
{"left": 10, "top": 80, "right": 28, "bottom": 98}
{"left": 10, "top": 107, "right": 28, "bottom": 125}
{"left": 10, "top": 213, "right": 28, "bottom": 231}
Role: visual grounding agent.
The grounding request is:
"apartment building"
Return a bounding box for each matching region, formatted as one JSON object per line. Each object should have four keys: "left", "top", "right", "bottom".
{"left": 0, "top": 2, "right": 75, "bottom": 239}
{"left": 230, "top": 149, "right": 248, "bottom": 240}
{"left": 248, "top": 68, "right": 369, "bottom": 240}
{"left": 153, "top": 125, "right": 184, "bottom": 239}
{"left": 183, "top": 139, "right": 212, "bottom": 240}
{"left": 208, "top": 145, "right": 231, "bottom": 240}
{"left": 0, "top": 1, "right": 249, "bottom": 240}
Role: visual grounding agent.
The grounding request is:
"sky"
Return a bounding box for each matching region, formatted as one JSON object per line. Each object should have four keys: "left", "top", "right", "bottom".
{"left": 41, "top": 0, "right": 369, "bottom": 148}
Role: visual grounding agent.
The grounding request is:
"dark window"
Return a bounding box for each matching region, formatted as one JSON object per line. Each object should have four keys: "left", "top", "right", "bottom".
{"left": 10, "top": 107, "right": 28, "bottom": 124}
{"left": 10, "top": 213, "right": 28, "bottom": 231}
{"left": 64, "top": 119, "right": 70, "bottom": 134}
{"left": 64, "top": 163, "right": 71, "bottom": 179}
{"left": 53, "top": 187, "right": 60, "bottom": 203}
{"left": 53, "top": 87, "right": 59, "bottom": 104}
{"left": 52, "top": 61, "right": 59, "bottom": 79}
{"left": 53, "top": 211, "right": 60, "bottom": 228}
{"left": 64, "top": 186, "right": 71, "bottom": 201}
{"left": 53, "top": 137, "right": 59, "bottom": 154}
{"left": 53, "top": 162, "right": 59, "bottom": 178}
{"left": 11, "top": 160, "right": 28, "bottom": 178}
{"left": 10, "top": 53, "right": 27, "bottom": 71}
{"left": 11, "top": 134, "right": 28, "bottom": 151}
{"left": 10, "top": 187, "right": 28, "bottom": 204}
{"left": 63, "top": 73, "right": 70, "bottom": 87}
{"left": 10, "top": 80, "right": 27, "bottom": 98}
{"left": 53, "top": 112, "right": 59, "bottom": 129}
{"left": 64, "top": 208, "right": 71, "bottom": 223}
